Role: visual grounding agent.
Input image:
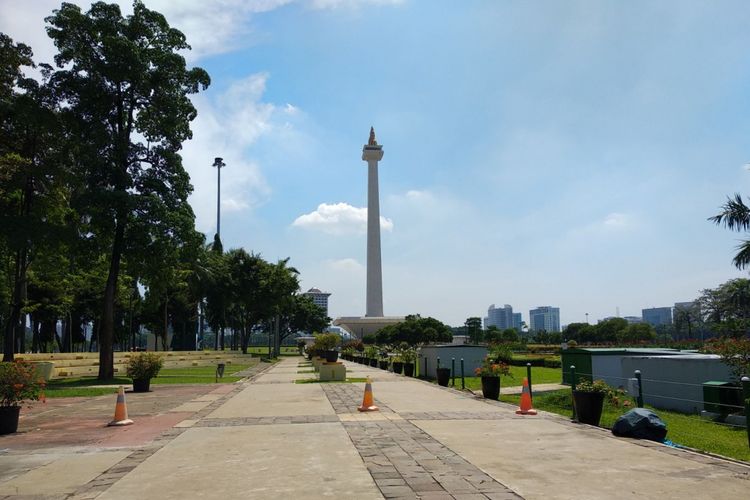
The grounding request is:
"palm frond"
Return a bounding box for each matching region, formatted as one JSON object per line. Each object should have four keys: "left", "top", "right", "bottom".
{"left": 732, "top": 239, "right": 750, "bottom": 270}
{"left": 709, "top": 193, "right": 750, "bottom": 231}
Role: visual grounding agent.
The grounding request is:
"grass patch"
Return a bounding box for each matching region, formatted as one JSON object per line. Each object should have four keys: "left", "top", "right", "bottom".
{"left": 45, "top": 387, "right": 121, "bottom": 398}
{"left": 500, "top": 388, "right": 750, "bottom": 463}
{"left": 151, "top": 364, "right": 251, "bottom": 384}
{"left": 458, "top": 366, "right": 561, "bottom": 391}
{"left": 295, "top": 377, "right": 368, "bottom": 384}
{"left": 297, "top": 370, "right": 315, "bottom": 374}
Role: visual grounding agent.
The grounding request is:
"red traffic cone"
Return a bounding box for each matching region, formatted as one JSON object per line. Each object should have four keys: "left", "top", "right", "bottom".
{"left": 516, "top": 377, "right": 537, "bottom": 415}
{"left": 357, "top": 377, "right": 379, "bottom": 412}
{"left": 108, "top": 386, "right": 134, "bottom": 426}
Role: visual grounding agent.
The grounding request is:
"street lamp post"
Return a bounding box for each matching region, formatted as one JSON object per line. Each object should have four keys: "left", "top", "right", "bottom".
{"left": 585, "top": 312, "right": 589, "bottom": 324}
{"left": 212, "top": 157, "right": 226, "bottom": 238}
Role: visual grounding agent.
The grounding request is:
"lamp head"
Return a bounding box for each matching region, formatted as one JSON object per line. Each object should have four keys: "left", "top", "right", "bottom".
{"left": 213, "top": 157, "right": 225, "bottom": 168}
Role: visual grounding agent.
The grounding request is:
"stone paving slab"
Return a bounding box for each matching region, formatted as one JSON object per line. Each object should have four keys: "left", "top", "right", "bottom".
{"left": 0, "top": 450, "right": 129, "bottom": 496}
{"left": 373, "top": 380, "right": 498, "bottom": 413}
{"left": 415, "top": 418, "right": 750, "bottom": 500}
{"left": 206, "top": 380, "right": 335, "bottom": 418}
{"left": 97, "top": 423, "right": 382, "bottom": 500}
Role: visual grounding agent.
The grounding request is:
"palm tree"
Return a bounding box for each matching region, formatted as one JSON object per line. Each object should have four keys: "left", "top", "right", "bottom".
{"left": 710, "top": 193, "right": 750, "bottom": 269}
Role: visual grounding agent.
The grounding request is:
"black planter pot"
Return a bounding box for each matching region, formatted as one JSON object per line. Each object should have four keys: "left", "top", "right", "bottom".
{"left": 324, "top": 350, "right": 339, "bottom": 363}
{"left": 132, "top": 378, "right": 151, "bottom": 393}
{"left": 0, "top": 406, "right": 21, "bottom": 435}
{"left": 481, "top": 376, "right": 500, "bottom": 400}
{"left": 369, "top": 358, "right": 378, "bottom": 367}
{"left": 436, "top": 367, "right": 451, "bottom": 387}
{"left": 573, "top": 391, "right": 605, "bottom": 426}
{"left": 392, "top": 361, "right": 403, "bottom": 374}
{"left": 379, "top": 360, "right": 389, "bottom": 370}
{"left": 403, "top": 363, "right": 415, "bottom": 377}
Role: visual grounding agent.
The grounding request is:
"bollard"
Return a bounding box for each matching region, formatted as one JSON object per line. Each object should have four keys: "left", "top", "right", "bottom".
{"left": 460, "top": 358, "right": 465, "bottom": 390}
{"left": 742, "top": 376, "right": 750, "bottom": 448}
{"left": 635, "top": 370, "right": 643, "bottom": 408}
{"left": 424, "top": 357, "right": 428, "bottom": 379}
{"left": 216, "top": 362, "right": 226, "bottom": 383}
{"left": 570, "top": 365, "right": 577, "bottom": 421}
{"left": 437, "top": 357, "right": 440, "bottom": 369}
{"left": 451, "top": 358, "right": 456, "bottom": 387}
{"left": 526, "top": 362, "right": 533, "bottom": 398}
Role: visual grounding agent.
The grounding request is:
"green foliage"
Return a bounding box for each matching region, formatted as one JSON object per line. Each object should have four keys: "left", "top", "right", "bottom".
{"left": 490, "top": 343, "right": 514, "bottom": 364}
{"left": 574, "top": 379, "right": 611, "bottom": 394}
{"left": 710, "top": 193, "right": 750, "bottom": 269}
{"left": 700, "top": 279, "right": 750, "bottom": 338}
{"left": 362, "top": 334, "right": 376, "bottom": 345}
{"left": 474, "top": 355, "right": 511, "bottom": 377}
{"left": 0, "top": 360, "right": 46, "bottom": 407}
{"left": 312, "top": 332, "right": 340, "bottom": 351}
{"left": 125, "top": 353, "right": 164, "bottom": 380}
{"left": 562, "top": 319, "right": 655, "bottom": 345}
{"left": 702, "top": 337, "right": 750, "bottom": 380}
{"left": 375, "top": 315, "right": 452, "bottom": 346}
{"left": 464, "top": 317, "right": 483, "bottom": 343}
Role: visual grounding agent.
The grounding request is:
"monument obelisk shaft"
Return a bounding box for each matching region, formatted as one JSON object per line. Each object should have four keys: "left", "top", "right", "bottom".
{"left": 362, "top": 128, "right": 384, "bottom": 317}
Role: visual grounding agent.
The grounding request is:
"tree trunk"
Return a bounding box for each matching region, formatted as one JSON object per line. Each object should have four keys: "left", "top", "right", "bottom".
{"left": 3, "top": 247, "right": 28, "bottom": 361}
{"left": 31, "top": 316, "right": 39, "bottom": 353}
{"left": 98, "top": 217, "right": 126, "bottom": 379}
{"left": 163, "top": 294, "right": 169, "bottom": 351}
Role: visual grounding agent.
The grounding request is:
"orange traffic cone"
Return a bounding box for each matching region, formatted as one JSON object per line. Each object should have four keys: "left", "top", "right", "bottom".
{"left": 108, "top": 386, "right": 134, "bottom": 426}
{"left": 357, "top": 377, "right": 379, "bottom": 412}
{"left": 516, "top": 377, "right": 537, "bottom": 415}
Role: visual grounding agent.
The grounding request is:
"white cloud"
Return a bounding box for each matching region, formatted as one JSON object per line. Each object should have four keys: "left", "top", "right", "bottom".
{"left": 603, "top": 212, "right": 632, "bottom": 229}
{"left": 292, "top": 202, "right": 394, "bottom": 235}
{"left": 325, "top": 258, "right": 365, "bottom": 272}
{"left": 184, "top": 73, "right": 286, "bottom": 233}
{"left": 309, "top": 0, "right": 404, "bottom": 9}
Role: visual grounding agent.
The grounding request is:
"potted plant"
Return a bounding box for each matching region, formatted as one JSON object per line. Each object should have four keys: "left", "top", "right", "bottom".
{"left": 126, "top": 353, "right": 164, "bottom": 392}
{"left": 378, "top": 354, "right": 389, "bottom": 370}
{"left": 401, "top": 347, "right": 417, "bottom": 377}
{"left": 0, "top": 360, "right": 46, "bottom": 435}
{"left": 436, "top": 365, "right": 451, "bottom": 386}
{"left": 392, "top": 356, "right": 404, "bottom": 375}
{"left": 573, "top": 379, "right": 609, "bottom": 426}
{"left": 314, "top": 333, "right": 341, "bottom": 363}
{"left": 364, "top": 346, "right": 378, "bottom": 367}
{"left": 475, "top": 355, "right": 510, "bottom": 400}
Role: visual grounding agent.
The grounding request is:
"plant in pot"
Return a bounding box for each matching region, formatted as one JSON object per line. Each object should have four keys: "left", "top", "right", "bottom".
{"left": 126, "top": 353, "right": 164, "bottom": 392}
{"left": 400, "top": 346, "right": 417, "bottom": 377}
{"left": 436, "top": 362, "right": 451, "bottom": 387}
{"left": 392, "top": 354, "right": 404, "bottom": 375}
{"left": 475, "top": 355, "right": 510, "bottom": 400}
{"left": 0, "top": 360, "right": 46, "bottom": 435}
{"left": 572, "top": 379, "right": 610, "bottom": 426}
{"left": 364, "top": 346, "right": 378, "bottom": 367}
{"left": 378, "top": 352, "right": 390, "bottom": 370}
{"left": 315, "top": 333, "right": 341, "bottom": 362}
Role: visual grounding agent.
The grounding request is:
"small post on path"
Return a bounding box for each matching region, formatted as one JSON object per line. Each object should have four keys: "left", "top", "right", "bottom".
{"left": 570, "top": 365, "right": 577, "bottom": 421}
{"left": 741, "top": 376, "right": 750, "bottom": 448}
{"left": 526, "top": 362, "right": 533, "bottom": 398}
{"left": 451, "top": 358, "right": 456, "bottom": 387}
{"left": 635, "top": 370, "right": 643, "bottom": 408}
{"left": 460, "top": 358, "right": 465, "bottom": 390}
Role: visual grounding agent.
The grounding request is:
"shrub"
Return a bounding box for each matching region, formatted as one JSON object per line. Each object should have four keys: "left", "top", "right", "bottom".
{"left": 312, "top": 333, "right": 340, "bottom": 351}
{"left": 702, "top": 337, "right": 750, "bottom": 380}
{"left": 126, "top": 353, "right": 164, "bottom": 380}
{"left": 475, "top": 355, "right": 511, "bottom": 377}
{"left": 543, "top": 357, "right": 562, "bottom": 368}
{"left": 0, "top": 361, "right": 46, "bottom": 407}
{"left": 491, "top": 344, "right": 514, "bottom": 364}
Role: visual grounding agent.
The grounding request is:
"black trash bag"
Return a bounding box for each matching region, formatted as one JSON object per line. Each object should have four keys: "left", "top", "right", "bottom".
{"left": 611, "top": 408, "right": 667, "bottom": 442}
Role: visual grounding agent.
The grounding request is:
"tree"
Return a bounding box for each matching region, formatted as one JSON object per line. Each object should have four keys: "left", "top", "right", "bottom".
{"left": 45, "top": 2, "right": 210, "bottom": 378}
{"left": 464, "top": 317, "right": 483, "bottom": 344}
{"left": 375, "top": 315, "right": 452, "bottom": 346}
{"left": 710, "top": 194, "right": 750, "bottom": 269}
{"left": 699, "top": 279, "right": 750, "bottom": 339}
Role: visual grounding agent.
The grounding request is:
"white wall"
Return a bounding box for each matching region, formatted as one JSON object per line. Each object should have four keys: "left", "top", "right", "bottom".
{"left": 418, "top": 346, "right": 487, "bottom": 379}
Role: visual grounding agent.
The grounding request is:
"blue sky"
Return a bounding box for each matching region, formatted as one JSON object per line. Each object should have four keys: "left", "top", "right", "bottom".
{"left": 2, "top": 0, "right": 750, "bottom": 327}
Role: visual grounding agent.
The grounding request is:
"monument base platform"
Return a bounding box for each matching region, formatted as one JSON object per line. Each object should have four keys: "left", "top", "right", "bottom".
{"left": 332, "top": 316, "right": 405, "bottom": 339}
{"left": 319, "top": 362, "right": 346, "bottom": 381}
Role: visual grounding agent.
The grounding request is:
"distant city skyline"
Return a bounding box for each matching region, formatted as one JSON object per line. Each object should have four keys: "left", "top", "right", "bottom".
{"left": 3, "top": 1, "right": 747, "bottom": 327}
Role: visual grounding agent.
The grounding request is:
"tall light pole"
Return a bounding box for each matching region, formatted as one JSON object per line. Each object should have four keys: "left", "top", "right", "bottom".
{"left": 212, "top": 157, "right": 226, "bottom": 238}
{"left": 585, "top": 312, "right": 589, "bottom": 324}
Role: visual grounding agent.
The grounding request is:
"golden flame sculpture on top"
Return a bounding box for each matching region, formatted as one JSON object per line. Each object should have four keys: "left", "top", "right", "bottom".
{"left": 368, "top": 126, "right": 378, "bottom": 146}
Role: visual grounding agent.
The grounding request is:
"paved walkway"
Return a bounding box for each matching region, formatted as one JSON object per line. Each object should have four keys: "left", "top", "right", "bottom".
{"left": 1, "top": 357, "right": 749, "bottom": 499}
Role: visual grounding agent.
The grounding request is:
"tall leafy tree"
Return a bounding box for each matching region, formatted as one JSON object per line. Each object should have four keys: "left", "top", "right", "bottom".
{"left": 710, "top": 193, "right": 750, "bottom": 269}
{"left": 45, "top": 2, "right": 209, "bottom": 378}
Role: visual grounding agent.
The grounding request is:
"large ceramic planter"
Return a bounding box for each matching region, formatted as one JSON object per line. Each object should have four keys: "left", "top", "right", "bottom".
{"left": 573, "top": 391, "right": 605, "bottom": 426}
{"left": 379, "top": 360, "right": 389, "bottom": 370}
{"left": 324, "top": 350, "right": 339, "bottom": 363}
{"left": 392, "top": 361, "right": 403, "bottom": 374}
{"left": 403, "top": 363, "right": 415, "bottom": 377}
{"left": 481, "top": 376, "right": 500, "bottom": 400}
{"left": 132, "top": 378, "right": 151, "bottom": 393}
{"left": 0, "top": 406, "right": 21, "bottom": 435}
{"left": 369, "top": 358, "right": 378, "bottom": 368}
{"left": 436, "top": 367, "right": 451, "bottom": 387}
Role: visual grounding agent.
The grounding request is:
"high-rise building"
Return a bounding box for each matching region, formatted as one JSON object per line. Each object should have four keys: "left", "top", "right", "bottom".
{"left": 642, "top": 307, "right": 672, "bottom": 327}
{"left": 529, "top": 306, "right": 560, "bottom": 333}
{"left": 484, "top": 304, "right": 521, "bottom": 330}
{"left": 301, "top": 288, "right": 331, "bottom": 317}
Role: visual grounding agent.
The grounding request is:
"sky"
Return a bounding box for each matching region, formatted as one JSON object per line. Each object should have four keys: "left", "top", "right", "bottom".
{"left": 2, "top": 0, "right": 750, "bottom": 328}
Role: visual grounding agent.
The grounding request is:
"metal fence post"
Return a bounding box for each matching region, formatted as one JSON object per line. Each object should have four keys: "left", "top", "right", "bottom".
{"left": 635, "top": 370, "right": 644, "bottom": 408}
{"left": 526, "top": 362, "right": 533, "bottom": 398}
{"left": 451, "top": 358, "right": 456, "bottom": 387}
{"left": 460, "top": 358, "right": 465, "bottom": 390}
{"left": 571, "top": 365, "right": 577, "bottom": 421}
{"left": 742, "top": 376, "right": 750, "bottom": 449}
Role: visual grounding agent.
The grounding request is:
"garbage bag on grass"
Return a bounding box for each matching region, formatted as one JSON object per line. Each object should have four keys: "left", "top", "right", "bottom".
{"left": 611, "top": 408, "right": 667, "bottom": 442}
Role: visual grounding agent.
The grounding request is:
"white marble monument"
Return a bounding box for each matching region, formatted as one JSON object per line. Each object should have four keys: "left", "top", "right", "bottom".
{"left": 333, "top": 128, "right": 403, "bottom": 338}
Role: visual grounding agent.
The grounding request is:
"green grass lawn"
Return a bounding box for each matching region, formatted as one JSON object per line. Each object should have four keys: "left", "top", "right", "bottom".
{"left": 44, "top": 363, "right": 254, "bottom": 397}
{"left": 457, "top": 366, "right": 562, "bottom": 391}
{"left": 295, "top": 377, "right": 368, "bottom": 384}
{"left": 244, "top": 347, "right": 299, "bottom": 355}
{"left": 500, "top": 389, "right": 750, "bottom": 463}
